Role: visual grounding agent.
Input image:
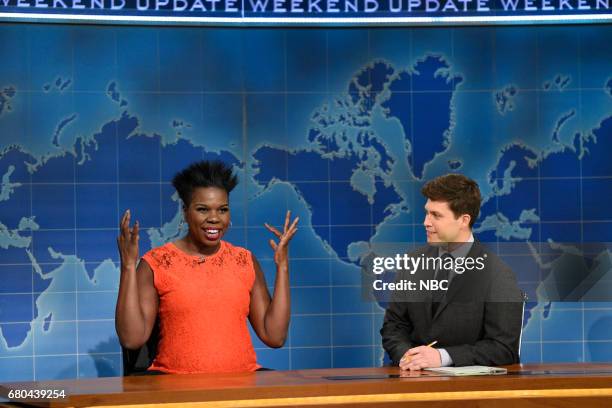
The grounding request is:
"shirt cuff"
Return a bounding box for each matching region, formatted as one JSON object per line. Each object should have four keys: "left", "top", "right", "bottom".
{"left": 438, "top": 348, "right": 453, "bottom": 367}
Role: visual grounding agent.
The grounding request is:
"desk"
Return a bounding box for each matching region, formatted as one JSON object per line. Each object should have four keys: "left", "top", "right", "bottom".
{"left": 2, "top": 364, "right": 612, "bottom": 407}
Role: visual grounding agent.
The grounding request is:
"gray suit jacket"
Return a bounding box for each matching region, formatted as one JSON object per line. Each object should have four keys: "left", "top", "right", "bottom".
{"left": 380, "top": 240, "right": 523, "bottom": 367}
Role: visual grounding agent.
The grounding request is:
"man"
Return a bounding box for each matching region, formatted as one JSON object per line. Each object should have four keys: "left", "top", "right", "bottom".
{"left": 380, "top": 174, "right": 523, "bottom": 370}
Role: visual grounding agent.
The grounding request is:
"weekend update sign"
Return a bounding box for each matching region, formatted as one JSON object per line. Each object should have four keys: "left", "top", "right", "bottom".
{"left": 0, "top": 0, "right": 611, "bottom": 24}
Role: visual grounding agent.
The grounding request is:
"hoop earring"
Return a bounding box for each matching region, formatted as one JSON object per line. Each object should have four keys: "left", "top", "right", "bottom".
{"left": 179, "top": 218, "right": 185, "bottom": 231}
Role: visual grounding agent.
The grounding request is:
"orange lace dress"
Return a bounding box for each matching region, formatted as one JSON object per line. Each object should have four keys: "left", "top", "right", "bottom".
{"left": 141, "top": 240, "right": 260, "bottom": 373}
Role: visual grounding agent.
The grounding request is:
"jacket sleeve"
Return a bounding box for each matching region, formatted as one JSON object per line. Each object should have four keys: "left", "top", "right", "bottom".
{"left": 381, "top": 299, "right": 415, "bottom": 365}
{"left": 380, "top": 267, "right": 417, "bottom": 365}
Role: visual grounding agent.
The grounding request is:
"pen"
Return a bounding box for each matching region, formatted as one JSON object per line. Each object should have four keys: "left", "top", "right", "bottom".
{"left": 400, "top": 340, "right": 438, "bottom": 362}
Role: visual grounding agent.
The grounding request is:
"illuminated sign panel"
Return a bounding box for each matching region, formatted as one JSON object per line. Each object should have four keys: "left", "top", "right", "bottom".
{"left": 0, "top": 0, "right": 611, "bottom": 24}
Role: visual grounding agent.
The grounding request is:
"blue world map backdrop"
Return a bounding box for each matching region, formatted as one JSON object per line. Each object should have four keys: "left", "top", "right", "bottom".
{"left": 0, "top": 24, "right": 611, "bottom": 381}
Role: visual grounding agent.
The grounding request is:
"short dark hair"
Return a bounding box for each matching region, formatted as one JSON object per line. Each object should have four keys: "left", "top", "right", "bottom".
{"left": 421, "top": 174, "right": 481, "bottom": 228}
{"left": 172, "top": 160, "right": 238, "bottom": 207}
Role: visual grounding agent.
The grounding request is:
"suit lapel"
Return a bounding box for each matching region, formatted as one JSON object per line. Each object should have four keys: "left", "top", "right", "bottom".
{"left": 432, "top": 240, "right": 484, "bottom": 322}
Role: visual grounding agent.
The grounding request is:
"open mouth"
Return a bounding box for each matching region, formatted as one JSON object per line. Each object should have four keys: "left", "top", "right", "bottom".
{"left": 203, "top": 228, "right": 221, "bottom": 241}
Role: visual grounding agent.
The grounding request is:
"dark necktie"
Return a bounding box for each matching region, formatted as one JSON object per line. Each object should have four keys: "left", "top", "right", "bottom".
{"left": 432, "top": 253, "right": 453, "bottom": 316}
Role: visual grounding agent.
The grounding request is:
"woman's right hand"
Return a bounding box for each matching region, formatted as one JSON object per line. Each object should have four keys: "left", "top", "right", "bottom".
{"left": 117, "top": 209, "right": 139, "bottom": 269}
{"left": 115, "top": 210, "right": 158, "bottom": 350}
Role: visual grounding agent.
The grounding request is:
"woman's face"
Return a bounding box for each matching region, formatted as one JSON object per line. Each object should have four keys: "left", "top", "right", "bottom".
{"left": 184, "top": 187, "right": 230, "bottom": 252}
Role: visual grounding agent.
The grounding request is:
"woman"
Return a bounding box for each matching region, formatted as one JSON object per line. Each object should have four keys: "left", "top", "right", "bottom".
{"left": 115, "top": 160, "right": 298, "bottom": 374}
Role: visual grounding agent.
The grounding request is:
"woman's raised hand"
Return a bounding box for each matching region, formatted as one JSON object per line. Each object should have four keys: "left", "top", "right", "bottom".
{"left": 117, "top": 209, "right": 139, "bottom": 269}
{"left": 264, "top": 210, "right": 299, "bottom": 269}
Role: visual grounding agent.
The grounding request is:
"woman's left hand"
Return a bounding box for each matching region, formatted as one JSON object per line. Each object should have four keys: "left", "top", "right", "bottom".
{"left": 265, "top": 211, "right": 299, "bottom": 269}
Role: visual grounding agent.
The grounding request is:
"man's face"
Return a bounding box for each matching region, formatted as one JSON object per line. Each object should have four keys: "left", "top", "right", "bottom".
{"left": 423, "top": 199, "right": 468, "bottom": 244}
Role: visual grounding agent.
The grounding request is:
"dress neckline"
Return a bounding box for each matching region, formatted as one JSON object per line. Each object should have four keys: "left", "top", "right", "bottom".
{"left": 169, "top": 240, "right": 225, "bottom": 262}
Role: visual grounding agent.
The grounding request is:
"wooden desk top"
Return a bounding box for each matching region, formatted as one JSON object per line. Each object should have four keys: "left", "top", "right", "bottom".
{"left": 2, "top": 363, "right": 612, "bottom": 407}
